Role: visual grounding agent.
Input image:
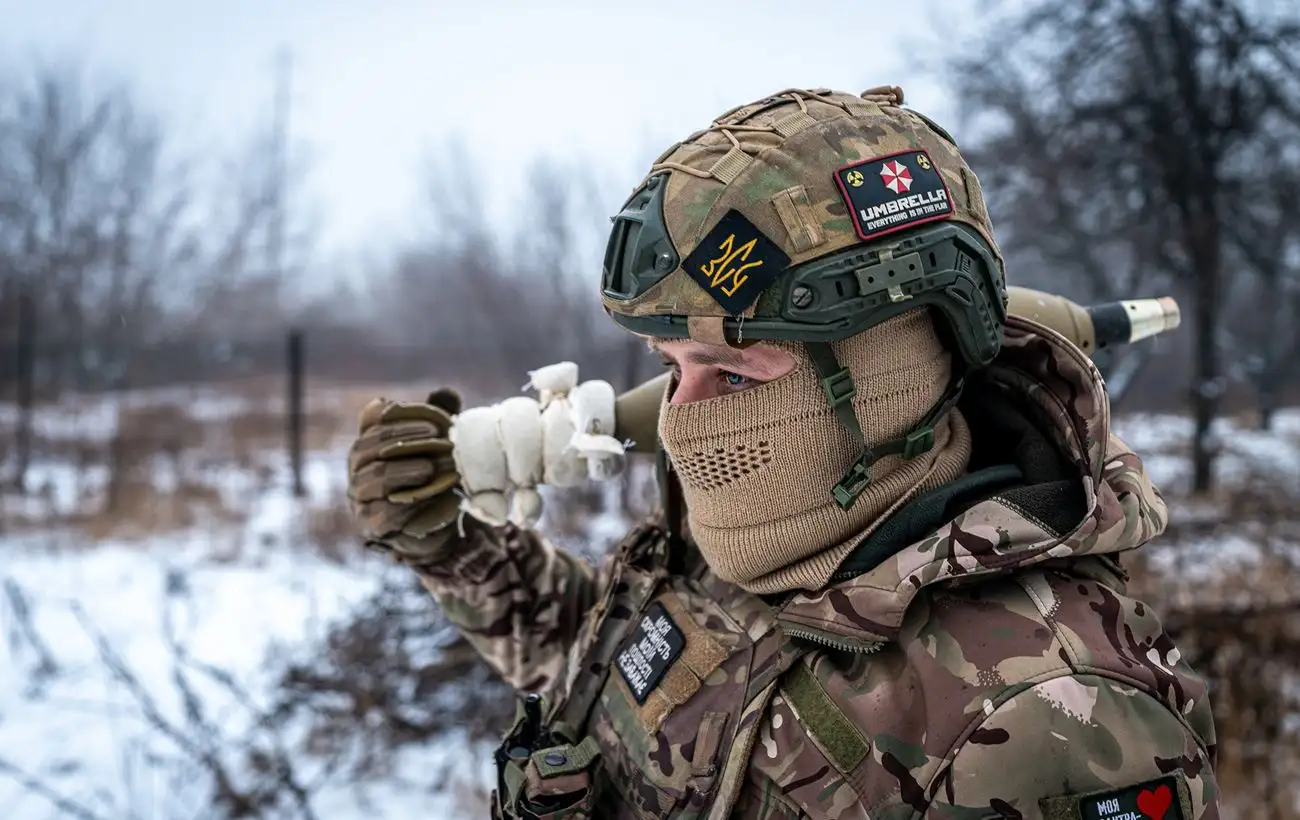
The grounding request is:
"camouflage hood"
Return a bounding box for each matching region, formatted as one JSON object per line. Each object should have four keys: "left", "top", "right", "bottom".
{"left": 775, "top": 314, "right": 1170, "bottom": 646}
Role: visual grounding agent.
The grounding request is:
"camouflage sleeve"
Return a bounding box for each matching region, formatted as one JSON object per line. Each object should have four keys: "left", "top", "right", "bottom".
{"left": 412, "top": 515, "right": 607, "bottom": 693}
{"left": 931, "top": 674, "right": 1220, "bottom": 820}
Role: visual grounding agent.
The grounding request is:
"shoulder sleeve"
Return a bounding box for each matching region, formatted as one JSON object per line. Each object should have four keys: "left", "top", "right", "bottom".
{"left": 930, "top": 674, "right": 1220, "bottom": 820}
{"left": 413, "top": 514, "right": 609, "bottom": 693}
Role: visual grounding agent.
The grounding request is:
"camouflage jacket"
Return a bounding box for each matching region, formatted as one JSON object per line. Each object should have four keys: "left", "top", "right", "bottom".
{"left": 416, "top": 317, "right": 1220, "bottom": 819}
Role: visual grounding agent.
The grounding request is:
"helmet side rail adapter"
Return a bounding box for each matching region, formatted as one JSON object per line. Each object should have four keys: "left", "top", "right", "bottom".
{"left": 604, "top": 181, "right": 1005, "bottom": 370}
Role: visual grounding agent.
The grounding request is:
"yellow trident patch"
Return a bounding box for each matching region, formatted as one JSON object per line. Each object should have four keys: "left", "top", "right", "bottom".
{"left": 700, "top": 234, "right": 764, "bottom": 298}
{"left": 681, "top": 209, "right": 791, "bottom": 315}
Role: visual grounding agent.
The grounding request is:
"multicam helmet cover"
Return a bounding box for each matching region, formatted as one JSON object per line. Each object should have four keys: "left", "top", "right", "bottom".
{"left": 601, "top": 86, "right": 1007, "bottom": 368}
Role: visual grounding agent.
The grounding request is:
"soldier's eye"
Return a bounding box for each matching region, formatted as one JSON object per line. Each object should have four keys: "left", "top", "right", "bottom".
{"left": 720, "top": 371, "right": 751, "bottom": 390}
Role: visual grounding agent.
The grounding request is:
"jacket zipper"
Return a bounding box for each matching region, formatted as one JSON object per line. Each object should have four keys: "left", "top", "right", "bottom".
{"left": 781, "top": 626, "right": 885, "bottom": 654}
{"left": 829, "top": 568, "right": 867, "bottom": 583}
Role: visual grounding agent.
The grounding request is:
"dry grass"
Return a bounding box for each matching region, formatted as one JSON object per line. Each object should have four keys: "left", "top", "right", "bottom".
{"left": 215, "top": 404, "right": 347, "bottom": 467}
{"left": 0, "top": 383, "right": 372, "bottom": 540}
{"left": 83, "top": 477, "right": 238, "bottom": 540}
{"left": 116, "top": 402, "right": 206, "bottom": 455}
{"left": 213, "top": 378, "right": 435, "bottom": 465}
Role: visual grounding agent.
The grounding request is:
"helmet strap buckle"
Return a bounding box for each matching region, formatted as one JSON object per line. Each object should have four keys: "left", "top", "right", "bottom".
{"left": 902, "top": 426, "right": 936, "bottom": 460}
{"left": 833, "top": 454, "right": 876, "bottom": 510}
{"left": 820, "top": 368, "right": 856, "bottom": 408}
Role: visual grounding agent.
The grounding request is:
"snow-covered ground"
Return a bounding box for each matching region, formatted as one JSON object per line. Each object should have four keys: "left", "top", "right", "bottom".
{"left": 1, "top": 394, "right": 1297, "bottom": 819}
{"left": 1113, "top": 410, "right": 1300, "bottom": 584}
{"left": 1114, "top": 407, "right": 1300, "bottom": 491}
{"left": 1, "top": 442, "right": 499, "bottom": 818}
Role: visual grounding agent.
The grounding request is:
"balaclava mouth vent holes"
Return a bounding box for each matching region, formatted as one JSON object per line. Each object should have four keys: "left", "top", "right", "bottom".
{"left": 674, "top": 441, "right": 773, "bottom": 491}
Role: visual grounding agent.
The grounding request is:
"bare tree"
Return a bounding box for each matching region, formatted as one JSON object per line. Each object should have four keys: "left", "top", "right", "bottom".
{"left": 168, "top": 123, "right": 315, "bottom": 346}
{"left": 953, "top": 0, "right": 1300, "bottom": 492}
{"left": 0, "top": 63, "right": 121, "bottom": 488}
{"left": 0, "top": 56, "right": 324, "bottom": 494}
{"left": 951, "top": 60, "right": 1181, "bottom": 407}
{"left": 1224, "top": 137, "right": 1300, "bottom": 428}
{"left": 507, "top": 158, "right": 622, "bottom": 378}
{"left": 365, "top": 150, "right": 640, "bottom": 400}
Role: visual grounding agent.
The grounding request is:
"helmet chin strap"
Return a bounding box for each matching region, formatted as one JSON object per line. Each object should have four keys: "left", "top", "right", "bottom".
{"left": 804, "top": 341, "right": 967, "bottom": 510}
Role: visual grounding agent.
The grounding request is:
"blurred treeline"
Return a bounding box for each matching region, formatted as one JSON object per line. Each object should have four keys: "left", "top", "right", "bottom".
{"left": 0, "top": 0, "right": 1297, "bottom": 494}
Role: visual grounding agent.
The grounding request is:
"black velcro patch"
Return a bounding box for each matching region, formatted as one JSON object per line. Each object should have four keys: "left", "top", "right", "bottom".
{"left": 615, "top": 601, "right": 686, "bottom": 704}
{"left": 834, "top": 149, "right": 954, "bottom": 242}
{"left": 1042, "top": 775, "right": 1187, "bottom": 820}
{"left": 681, "top": 209, "right": 791, "bottom": 315}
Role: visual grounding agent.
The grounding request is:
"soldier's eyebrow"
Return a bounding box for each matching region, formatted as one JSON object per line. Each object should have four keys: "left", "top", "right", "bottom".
{"left": 682, "top": 348, "right": 748, "bottom": 369}
{"left": 647, "top": 338, "right": 752, "bottom": 370}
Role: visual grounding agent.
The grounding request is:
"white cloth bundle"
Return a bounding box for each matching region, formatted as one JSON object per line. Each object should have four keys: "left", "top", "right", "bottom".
{"left": 448, "top": 362, "right": 627, "bottom": 527}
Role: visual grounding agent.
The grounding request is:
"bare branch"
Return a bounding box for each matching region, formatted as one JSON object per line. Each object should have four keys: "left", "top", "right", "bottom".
{"left": 952, "top": 0, "right": 1300, "bottom": 484}
{"left": 0, "top": 758, "right": 109, "bottom": 820}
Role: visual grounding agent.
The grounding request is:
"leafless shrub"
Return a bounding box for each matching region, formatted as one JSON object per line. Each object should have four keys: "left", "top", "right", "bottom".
{"left": 0, "top": 582, "right": 335, "bottom": 819}
{"left": 2, "top": 577, "right": 60, "bottom": 697}
{"left": 268, "top": 574, "right": 513, "bottom": 778}
{"left": 299, "top": 497, "right": 358, "bottom": 566}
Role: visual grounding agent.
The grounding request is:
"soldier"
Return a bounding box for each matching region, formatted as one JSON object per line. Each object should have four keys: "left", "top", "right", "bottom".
{"left": 347, "top": 87, "right": 1220, "bottom": 819}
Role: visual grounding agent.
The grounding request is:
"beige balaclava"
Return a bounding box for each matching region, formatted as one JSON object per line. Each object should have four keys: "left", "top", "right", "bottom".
{"left": 658, "top": 308, "right": 972, "bottom": 595}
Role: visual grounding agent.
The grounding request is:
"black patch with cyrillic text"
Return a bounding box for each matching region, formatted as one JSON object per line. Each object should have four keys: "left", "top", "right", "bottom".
{"left": 835, "top": 149, "right": 954, "bottom": 242}
{"left": 1074, "top": 776, "right": 1185, "bottom": 820}
{"left": 681, "top": 208, "right": 790, "bottom": 315}
{"left": 615, "top": 601, "right": 686, "bottom": 704}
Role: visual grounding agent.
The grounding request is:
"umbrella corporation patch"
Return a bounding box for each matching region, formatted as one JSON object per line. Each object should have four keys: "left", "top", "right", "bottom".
{"left": 1041, "top": 776, "right": 1189, "bottom": 820}
{"left": 835, "top": 149, "right": 955, "bottom": 242}
{"left": 615, "top": 601, "right": 687, "bottom": 704}
{"left": 682, "top": 208, "right": 791, "bottom": 315}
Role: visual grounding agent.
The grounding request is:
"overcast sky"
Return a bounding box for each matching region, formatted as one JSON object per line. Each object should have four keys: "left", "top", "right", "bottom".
{"left": 0, "top": 0, "right": 978, "bottom": 258}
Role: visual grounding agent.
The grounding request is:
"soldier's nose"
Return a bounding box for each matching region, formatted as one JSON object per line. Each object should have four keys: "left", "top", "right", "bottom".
{"left": 668, "top": 371, "right": 713, "bottom": 404}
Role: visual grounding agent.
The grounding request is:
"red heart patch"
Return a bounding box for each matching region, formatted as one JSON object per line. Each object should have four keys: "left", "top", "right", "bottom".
{"left": 1136, "top": 784, "right": 1172, "bottom": 820}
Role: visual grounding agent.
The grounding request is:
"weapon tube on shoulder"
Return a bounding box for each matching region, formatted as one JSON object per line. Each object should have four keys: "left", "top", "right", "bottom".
{"left": 1006, "top": 287, "right": 1181, "bottom": 354}
{"left": 612, "top": 286, "right": 1182, "bottom": 453}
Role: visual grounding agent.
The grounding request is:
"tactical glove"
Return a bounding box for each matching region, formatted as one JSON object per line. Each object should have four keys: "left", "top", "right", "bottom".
{"left": 347, "top": 388, "right": 464, "bottom": 564}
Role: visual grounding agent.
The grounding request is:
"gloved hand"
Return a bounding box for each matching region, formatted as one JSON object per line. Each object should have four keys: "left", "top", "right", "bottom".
{"left": 347, "top": 388, "right": 465, "bottom": 563}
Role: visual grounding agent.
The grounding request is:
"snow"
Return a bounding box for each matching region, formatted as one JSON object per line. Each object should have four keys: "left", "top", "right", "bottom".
{"left": 1112, "top": 408, "right": 1300, "bottom": 490}
{"left": 0, "top": 393, "right": 1297, "bottom": 819}
{"left": 0, "top": 388, "right": 258, "bottom": 447}
{"left": 1, "top": 542, "right": 493, "bottom": 818}
{"left": 0, "top": 414, "right": 498, "bottom": 818}
{"left": 4, "top": 546, "right": 358, "bottom": 817}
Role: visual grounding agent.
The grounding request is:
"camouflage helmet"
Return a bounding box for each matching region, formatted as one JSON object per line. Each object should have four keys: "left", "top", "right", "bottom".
{"left": 601, "top": 86, "right": 1006, "bottom": 361}
{"left": 601, "top": 87, "right": 1009, "bottom": 509}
